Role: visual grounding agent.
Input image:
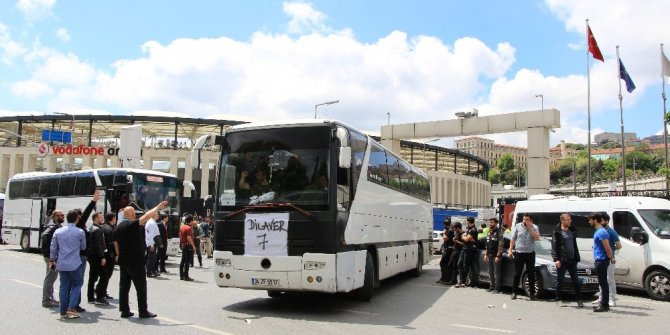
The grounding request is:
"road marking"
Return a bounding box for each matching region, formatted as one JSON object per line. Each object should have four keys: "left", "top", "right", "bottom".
{"left": 157, "top": 315, "right": 236, "bottom": 335}
{"left": 617, "top": 299, "right": 666, "bottom": 305}
{"left": 451, "top": 324, "right": 515, "bottom": 333}
{"left": 10, "top": 279, "right": 41, "bottom": 289}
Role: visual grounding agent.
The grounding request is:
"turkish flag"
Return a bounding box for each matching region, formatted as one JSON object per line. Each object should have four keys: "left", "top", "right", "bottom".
{"left": 587, "top": 25, "right": 604, "bottom": 62}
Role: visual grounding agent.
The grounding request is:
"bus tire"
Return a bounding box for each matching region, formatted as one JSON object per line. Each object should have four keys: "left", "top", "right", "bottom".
{"left": 267, "top": 290, "right": 283, "bottom": 298}
{"left": 351, "top": 251, "right": 374, "bottom": 301}
{"left": 410, "top": 243, "right": 423, "bottom": 277}
{"left": 20, "top": 230, "right": 30, "bottom": 252}
{"left": 644, "top": 269, "right": 670, "bottom": 301}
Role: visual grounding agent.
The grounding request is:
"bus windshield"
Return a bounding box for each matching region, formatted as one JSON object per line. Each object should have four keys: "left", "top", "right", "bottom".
{"left": 217, "top": 126, "right": 331, "bottom": 209}
{"left": 638, "top": 209, "right": 670, "bottom": 239}
{"left": 130, "top": 173, "right": 179, "bottom": 212}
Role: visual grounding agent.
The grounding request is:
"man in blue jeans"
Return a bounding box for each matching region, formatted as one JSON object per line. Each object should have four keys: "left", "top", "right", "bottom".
{"left": 49, "top": 209, "right": 87, "bottom": 319}
{"left": 589, "top": 212, "right": 614, "bottom": 312}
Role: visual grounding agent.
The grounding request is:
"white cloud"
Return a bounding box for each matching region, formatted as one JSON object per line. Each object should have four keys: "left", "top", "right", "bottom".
{"left": 283, "top": 1, "right": 329, "bottom": 35}
{"left": 16, "top": 0, "right": 56, "bottom": 22}
{"left": 56, "top": 28, "right": 70, "bottom": 42}
{"left": 11, "top": 79, "right": 53, "bottom": 98}
{"left": 0, "top": 23, "right": 27, "bottom": 64}
{"left": 34, "top": 53, "right": 96, "bottom": 86}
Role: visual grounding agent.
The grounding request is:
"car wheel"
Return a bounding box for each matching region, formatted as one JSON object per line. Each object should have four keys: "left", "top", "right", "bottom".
{"left": 522, "top": 271, "right": 545, "bottom": 298}
{"left": 20, "top": 230, "right": 30, "bottom": 252}
{"left": 351, "top": 251, "right": 374, "bottom": 301}
{"left": 410, "top": 244, "right": 423, "bottom": 278}
{"left": 644, "top": 270, "right": 670, "bottom": 301}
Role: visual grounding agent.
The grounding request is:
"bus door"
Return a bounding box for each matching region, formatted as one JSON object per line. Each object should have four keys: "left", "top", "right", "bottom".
{"left": 30, "top": 199, "right": 42, "bottom": 249}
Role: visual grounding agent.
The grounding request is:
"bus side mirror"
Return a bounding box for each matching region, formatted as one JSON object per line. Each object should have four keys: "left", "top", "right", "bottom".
{"left": 339, "top": 146, "right": 351, "bottom": 169}
{"left": 631, "top": 227, "right": 648, "bottom": 245}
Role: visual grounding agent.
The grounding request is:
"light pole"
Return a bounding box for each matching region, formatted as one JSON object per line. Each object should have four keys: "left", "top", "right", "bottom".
{"left": 387, "top": 112, "right": 390, "bottom": 125}
{"left": 55, "top": 112, "right": 75, "bottom": 132}
{"left": 535, "top": 94, "right": 544, "bottom": 110}
{"left": 314, "top": 100, "right": 339, "bottom": 119}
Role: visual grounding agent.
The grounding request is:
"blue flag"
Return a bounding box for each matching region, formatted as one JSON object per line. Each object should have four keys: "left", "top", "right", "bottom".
{"left": 619, "top": 59, "right": 636, "bottom": 93}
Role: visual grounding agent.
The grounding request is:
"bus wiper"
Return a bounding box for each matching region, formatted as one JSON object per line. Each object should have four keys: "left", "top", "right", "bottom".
{"left": 226, "top": 202, "right": 314, "bottom": 220}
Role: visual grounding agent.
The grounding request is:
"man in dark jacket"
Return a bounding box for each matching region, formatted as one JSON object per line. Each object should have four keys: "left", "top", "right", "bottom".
{"left": 155, "top": 214, "right": 169, "bottom": 273}
{"left": 87, "top": 212, "right": 109, "bottom": 305}
{"left": 41, "top": 210, "right": 64, "bottom": 308}
{"left": 551, "top": 213, "right": 583, "bottom": 307}
{"left": 100, "top": 212, "right": 117, "bottom": 300}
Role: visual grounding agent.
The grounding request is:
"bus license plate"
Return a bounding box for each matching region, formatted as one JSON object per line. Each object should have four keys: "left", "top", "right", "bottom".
{"left": 580, "top": 277, "right": 598, "bottom": 284}
{"left": 252, "top": 278, "right": 280, "bottom": 287}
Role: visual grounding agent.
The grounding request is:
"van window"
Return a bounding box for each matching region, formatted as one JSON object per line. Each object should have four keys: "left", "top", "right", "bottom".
{"left": 613, "top": 211, "right": 643, "bottom": 239}
{"left": 637, "top": 209, "right": 670, "bottom": 239}
{"left": 515, "top": 211, "right": 591, "bottom": 238}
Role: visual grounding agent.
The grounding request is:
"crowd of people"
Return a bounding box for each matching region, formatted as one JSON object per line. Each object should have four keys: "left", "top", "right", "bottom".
{"left": 42, "top": 193, "right": 214, "bottom": 320}
{"left": 436, "top": 211, "right": 621, "bottom": 313}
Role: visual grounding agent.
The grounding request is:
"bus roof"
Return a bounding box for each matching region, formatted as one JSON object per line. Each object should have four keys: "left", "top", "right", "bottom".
{"left": 9, "top": 168, "right": 178, "bottom": 180}
{"left": 226, "top": 118, "right": 357, "bottom": 133}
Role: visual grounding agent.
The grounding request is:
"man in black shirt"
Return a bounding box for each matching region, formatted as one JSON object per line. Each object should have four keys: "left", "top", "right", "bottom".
{"left": 437, "top": 218, "right": 453, "bottom": 284}
{"left": 156, "top": 214, "right": 169, "bottom": 273}
{"left": 551, "top": 213, "right": 583, "bottom": 307}
{"left": 484, "top": 218, "right": 504, "bottom": 293}
{"left": 100, "top": 213, "right": 117, "bottom": 301}
{"left": 446, "top": 222, "right": 464, "bottom": 284}
{"left": 456, "top": 217, "right": 479, "bottom": 288}
{"left": 87, "top": 213, "right": 109, "bottom": 305}
{"left": 114, "top": 201, "right": 167, "bottom": 319}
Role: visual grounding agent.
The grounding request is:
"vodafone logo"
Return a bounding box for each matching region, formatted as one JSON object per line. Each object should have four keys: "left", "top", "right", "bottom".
{"left": 37, "top": 142, "right": 50, "bottom": 157}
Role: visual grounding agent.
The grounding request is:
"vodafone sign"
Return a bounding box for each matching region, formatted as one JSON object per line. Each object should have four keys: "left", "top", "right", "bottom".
{"left": 37, "top": 143, "right": 119, "bottom": 156}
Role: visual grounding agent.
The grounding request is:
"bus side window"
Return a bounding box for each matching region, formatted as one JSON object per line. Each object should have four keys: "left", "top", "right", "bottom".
{"left": 612, "top": 211, "right": 642, "bottom": 240}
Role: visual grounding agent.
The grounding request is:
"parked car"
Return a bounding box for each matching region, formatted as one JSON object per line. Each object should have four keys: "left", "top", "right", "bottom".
{"left": 473, "top": 236, "right": 600, "bottom": 298}
{"left": 432, "top": 230, "right": 444, "bottom": 254}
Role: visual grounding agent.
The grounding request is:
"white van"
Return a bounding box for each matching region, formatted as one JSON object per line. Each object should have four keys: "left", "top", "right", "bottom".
{"left": 513, "top": 194, "right": 670, "bottom": 301}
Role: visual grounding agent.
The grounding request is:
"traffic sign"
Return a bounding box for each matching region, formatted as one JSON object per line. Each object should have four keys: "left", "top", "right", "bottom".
{"left": 41, "top": 129, "right": 72, "bottom": 143}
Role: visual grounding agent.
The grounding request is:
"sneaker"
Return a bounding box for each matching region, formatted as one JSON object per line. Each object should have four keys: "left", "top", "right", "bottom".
{"left": 94, "top": 298, "right": 110, "bottom": 306}
{"left": 593, "top": 305, "right": 609, "bottom": 313}
{"left": 87, "top": 299, "right": 95, "bottom": 304}
{"left": 105, "top": 295, "right": 114, "bottom": 300}
{"left": 611, "top": 300, "right": 617, "bottom": 307}
{"left": 75, "top": 306, "right": 86, "bottom": 313}
{"left": 511, "top": 293, "right": 517, "bottom": 300}
{"left": 139, "top": 311, "right": 157, "bottom": 318}
{"left": 121, "top": 311, "right": 134, "bottom": 318}
{"left": 65, "top": 309, "right": 81, "bottom": 319}
{"left": 183, "top": 277, "right": 194, "bottom": 282}
{"left": 454, "top": 283, "right": 465, "bottom": 288}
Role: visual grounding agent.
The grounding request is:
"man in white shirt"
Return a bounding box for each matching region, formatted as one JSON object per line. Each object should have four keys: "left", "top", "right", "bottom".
{"left": 144, "top": 212, "right": 160, "bottom": 278}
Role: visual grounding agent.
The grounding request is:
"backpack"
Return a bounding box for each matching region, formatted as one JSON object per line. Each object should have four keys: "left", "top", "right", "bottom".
{"left": 41, "top": 223, "right": 59, "bottom": 256}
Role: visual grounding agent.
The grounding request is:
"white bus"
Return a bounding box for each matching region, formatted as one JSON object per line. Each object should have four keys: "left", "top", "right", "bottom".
{"left": 2, "top": 168, "right": 181, "bottom": 252}
{"left": 201, "top": 119, "right": 433, "bottom": 300}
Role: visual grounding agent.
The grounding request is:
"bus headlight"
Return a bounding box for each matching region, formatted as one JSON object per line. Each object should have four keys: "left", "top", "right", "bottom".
{"left": 216, "top": 258, "right": 232, "bottom": 267}
{"left": 303, "top": 261, "right": 326, "bottom": 270}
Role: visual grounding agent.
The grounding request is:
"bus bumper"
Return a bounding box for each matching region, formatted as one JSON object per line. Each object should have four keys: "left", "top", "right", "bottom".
{"left": 212, "top": 250, "right": 367, "bottom": 293}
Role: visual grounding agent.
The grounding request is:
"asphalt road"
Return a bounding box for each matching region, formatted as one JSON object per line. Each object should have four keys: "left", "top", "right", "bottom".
{"left": 1, "top": 245, "right": 667, "bottom": 335}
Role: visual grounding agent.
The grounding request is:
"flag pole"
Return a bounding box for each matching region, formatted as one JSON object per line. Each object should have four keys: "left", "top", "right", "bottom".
{"left": 662, "top": 43, "right": 669, "bottom": 197}
{"left": 586, "top": 19, "right": 593, "bottom": 196}
{"left": 617, "top": 46, "right": 627, "bottom": 194}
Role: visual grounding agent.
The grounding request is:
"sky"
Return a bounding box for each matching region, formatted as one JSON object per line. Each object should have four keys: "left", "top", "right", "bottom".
{"left": 0, "top": 0, "right": 668, "bottom": 149}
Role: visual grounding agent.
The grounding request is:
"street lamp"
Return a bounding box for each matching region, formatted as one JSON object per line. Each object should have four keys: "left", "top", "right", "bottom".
{"left": 314, "top": 100, "right": 339, "bottom": 119}
{"left": 535, "top": 94, "right": 544, "bottom": 111}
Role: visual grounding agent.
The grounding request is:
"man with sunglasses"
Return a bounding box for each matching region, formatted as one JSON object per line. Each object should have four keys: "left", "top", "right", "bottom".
{"left": 41, "top": 210, "right": 65, "bottom": 308}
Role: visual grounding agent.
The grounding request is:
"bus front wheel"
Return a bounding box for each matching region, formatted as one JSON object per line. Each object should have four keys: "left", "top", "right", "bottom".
{"left": 351, "top": 251, "right": 374, "bottom": 301}
{"left": 20, "top": 230, "right": 30, "bottom": 252}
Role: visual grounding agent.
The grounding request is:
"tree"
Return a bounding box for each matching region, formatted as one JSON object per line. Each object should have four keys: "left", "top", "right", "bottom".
{"left": 602, "top": 142, "right": 621, "bottom": 149}
{"left": 497, "top": 153, "right": 515, "bottom": 173}
{"left": 488, "top": 167, "right": 501, "bottom": 184}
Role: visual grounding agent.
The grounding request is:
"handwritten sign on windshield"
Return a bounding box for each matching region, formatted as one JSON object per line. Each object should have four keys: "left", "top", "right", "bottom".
{"left": 244, "top": 213, "right": 289, "bottom": 256}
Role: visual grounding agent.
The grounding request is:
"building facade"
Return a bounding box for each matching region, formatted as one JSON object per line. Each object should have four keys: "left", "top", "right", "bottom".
{"left": 455, "top": 136, "right": 528, "bottom": 169}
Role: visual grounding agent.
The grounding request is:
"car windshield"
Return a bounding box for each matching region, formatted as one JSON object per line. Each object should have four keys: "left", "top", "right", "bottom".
{"left": 534, "top": 238, "right": 553, "bottom": 256}
{"left": 638, "top": 209, "right": 670, "bottom": 239}
{"left": 217, "top": 126, "right": 331, "bottom": 210}
{"left": 130, "top": 173, "right": 179, "bottom": 212}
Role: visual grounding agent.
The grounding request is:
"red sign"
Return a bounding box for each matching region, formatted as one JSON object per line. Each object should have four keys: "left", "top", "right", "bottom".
{"left": 42, "top": 143, "right": 120, "bottom": 156}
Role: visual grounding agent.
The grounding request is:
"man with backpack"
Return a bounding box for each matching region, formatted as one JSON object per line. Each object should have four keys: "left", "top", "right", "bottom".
{"left": 41, "top": 210, "right": 65, "bottom": 308}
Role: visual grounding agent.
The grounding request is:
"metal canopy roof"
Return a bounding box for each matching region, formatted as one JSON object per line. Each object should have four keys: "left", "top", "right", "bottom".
{"left": 0, "top": 114, "right": 248, "bottom": 146}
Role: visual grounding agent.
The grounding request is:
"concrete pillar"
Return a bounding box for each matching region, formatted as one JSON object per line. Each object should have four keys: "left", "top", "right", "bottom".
{"left": 527, "top": 127, "right": 550, "bottom": 196}
{"left": 0, "top": 154, "right": 9, "bottom": 192}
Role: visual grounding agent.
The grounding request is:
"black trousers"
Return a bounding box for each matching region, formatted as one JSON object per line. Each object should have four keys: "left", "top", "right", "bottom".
{"left": 446, "top": 248, "right": 462, "bottom": 283}
{"left": 459, "top": 248, "right": 479, "bottom": 286}
{"left": 555, "top": 259, "right": 582, "bottom": 300}
{"left": 101, "top": 256, "right": 115, "bottom": 297}
{"left": 192, "top": 238, "right": 202, "bottom": 266}
{"left": 87, "top": 257, "right": 109, "bottom": 301}
{"left": 595, "top": 260, "right": 610, "bottom": 307}
{"left": 157, "top": 247, "right": 167, "bottom": 271}
{"left": 118, "top": 263, "right": 148, "bottom": 314}
{"left": 180, "top": 247, "right": 193, "bottom": 278}
{"left": 439, "top": 248, "right": 453, "bottom": 281}
{"left": 512, "top": 251, "right": 536, "bottom": 295}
